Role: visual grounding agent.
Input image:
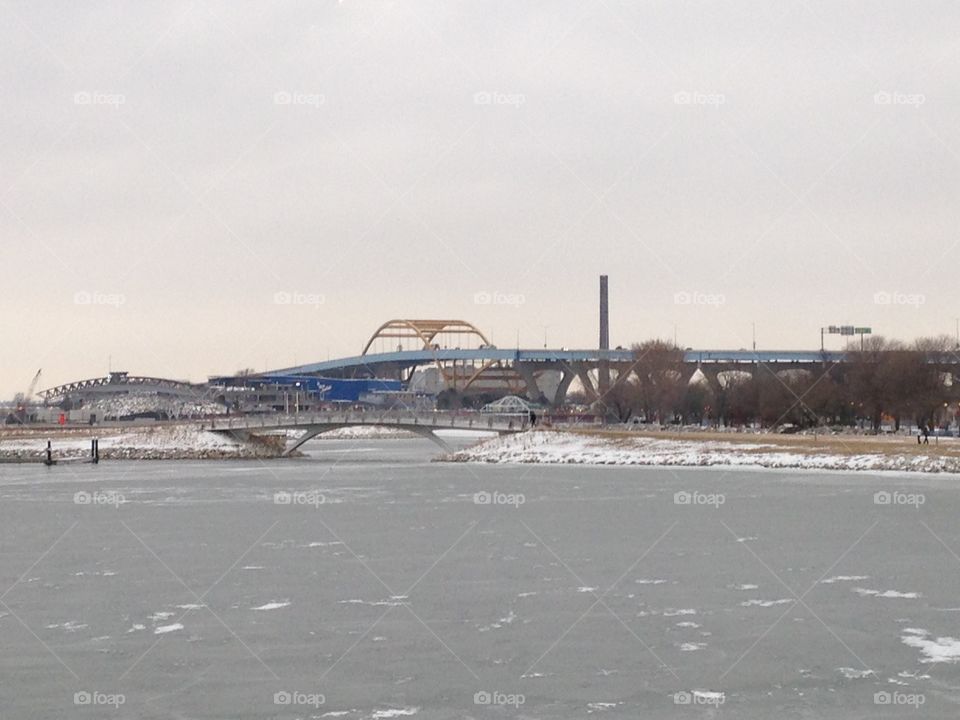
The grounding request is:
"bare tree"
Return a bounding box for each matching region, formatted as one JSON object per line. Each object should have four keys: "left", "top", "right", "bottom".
{"left": 628, "top": 340, "right": 684, "bottom": 424}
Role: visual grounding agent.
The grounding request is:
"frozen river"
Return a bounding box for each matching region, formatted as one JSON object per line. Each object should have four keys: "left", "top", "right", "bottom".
{"left": 0, "top": 436, "right": 958, "bottom": 718}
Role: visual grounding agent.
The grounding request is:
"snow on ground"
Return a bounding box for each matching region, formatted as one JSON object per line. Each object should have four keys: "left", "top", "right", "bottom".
{"left": 86, "top": 394, "right": 224, "bottom": 420}
{"left": 0, "top": 424, "right": 279, "bottom": 460}
{"left": 447, "top": 430, "right": 960, "bottom": 474}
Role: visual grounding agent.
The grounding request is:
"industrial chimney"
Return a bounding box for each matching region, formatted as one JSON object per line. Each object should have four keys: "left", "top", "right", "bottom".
{"left": 599, "top": 275, "right": 610, "bottom": 394}
{"left": 599, "top": 275, "right": 609, "bottom": 350}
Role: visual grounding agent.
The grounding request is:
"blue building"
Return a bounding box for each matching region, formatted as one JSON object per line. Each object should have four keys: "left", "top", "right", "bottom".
{"left": 209, "top": 374, "right": 403, "bottom": 412}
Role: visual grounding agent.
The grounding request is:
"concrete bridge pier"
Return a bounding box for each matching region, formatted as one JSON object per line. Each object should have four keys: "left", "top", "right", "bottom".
{"left": 405, "top": 426, "right": 453, "bottom": 452}
{"left": 575, "top": 363, "right": 599, "bottom": 404}
{"left": 551, "top": 364, "right": 576, "bottom": 407}
{"left": 515, "top": 362, "right": 549, "bottom": 405}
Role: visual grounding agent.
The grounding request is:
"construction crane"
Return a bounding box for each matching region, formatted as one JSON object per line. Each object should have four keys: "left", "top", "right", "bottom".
{"left": 8, "top": 369, "right": 41, "bottom": 424}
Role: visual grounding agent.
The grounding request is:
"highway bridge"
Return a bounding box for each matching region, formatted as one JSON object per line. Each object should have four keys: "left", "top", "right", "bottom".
{"left": 207, "top": 409, "right": 527, "bottom": 455}
{"left": 269, "top": 318, "right": 852, "bottom": 406}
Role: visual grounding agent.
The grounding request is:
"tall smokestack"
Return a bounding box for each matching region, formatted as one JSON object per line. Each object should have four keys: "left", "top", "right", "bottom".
{"left": 599, "top": 275, "right": 610, "bottom": 395}
{"left": 599, "top": 275, "right": 609, "bottom": 350}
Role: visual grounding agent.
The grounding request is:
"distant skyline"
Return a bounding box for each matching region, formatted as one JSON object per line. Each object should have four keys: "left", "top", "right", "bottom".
{"left": 3, "top": 1, "right": 960, "bottom": 397}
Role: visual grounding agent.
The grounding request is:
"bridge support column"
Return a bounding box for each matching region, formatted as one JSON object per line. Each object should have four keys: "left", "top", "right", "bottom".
{"left": 515, "top": 362, "right": 548, "bottom": 405}
{"left": 407, "top": 426, "right": 453, "bottom": 452}
{"left": 283, "top": 426, "right": 328, "bottom": 456}
{"left": 552, "top": 365, "right": 576, "bottom": 407}
{"left": 575, "top": 363, "right": 599, "bottom": 404}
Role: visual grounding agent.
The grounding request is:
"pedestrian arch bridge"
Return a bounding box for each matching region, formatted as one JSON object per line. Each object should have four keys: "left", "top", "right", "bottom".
{"left": 207, "top": 410, "right": 528, "bottom": 456}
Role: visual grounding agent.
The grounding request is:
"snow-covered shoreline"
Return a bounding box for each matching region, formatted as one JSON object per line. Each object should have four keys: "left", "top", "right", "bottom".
{"left": 0, "top": 425, "right": 283, "bottom": 461}
{"left": 445, "top": 430, "right": 960, "bottom": 474}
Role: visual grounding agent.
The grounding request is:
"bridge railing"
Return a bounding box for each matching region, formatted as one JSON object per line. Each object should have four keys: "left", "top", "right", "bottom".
{"left": 208, "top": 410, "right": 529, "bottom": 432}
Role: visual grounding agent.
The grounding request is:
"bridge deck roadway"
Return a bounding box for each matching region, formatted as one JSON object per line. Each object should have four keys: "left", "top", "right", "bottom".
{"left": 274, "top": 349, "right": 850, "bottom": 376}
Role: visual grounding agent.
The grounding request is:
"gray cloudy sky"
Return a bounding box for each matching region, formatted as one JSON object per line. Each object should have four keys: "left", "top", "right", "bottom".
{"left": 2, "top": 1, "right": 959, "bottom": 396}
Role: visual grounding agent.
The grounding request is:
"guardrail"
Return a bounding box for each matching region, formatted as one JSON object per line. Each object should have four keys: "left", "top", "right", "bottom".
{"left": 208, "top": 411, "right": 529, "bottom": 433}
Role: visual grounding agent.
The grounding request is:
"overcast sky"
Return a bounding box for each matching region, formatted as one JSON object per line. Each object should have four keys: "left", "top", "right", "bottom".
{"left": 2, "top": 1, "right": 959, "bottom": 396}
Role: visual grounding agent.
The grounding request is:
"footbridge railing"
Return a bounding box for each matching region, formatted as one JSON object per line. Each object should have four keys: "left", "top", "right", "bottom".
{"left": 208, "top": 410, "right": 529, "bottom": 433}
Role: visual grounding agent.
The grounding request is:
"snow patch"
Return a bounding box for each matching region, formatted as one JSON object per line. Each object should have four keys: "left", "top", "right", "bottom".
{"left": 252, "top": 601, "right": 291, "bottom": 611}
{"left": 741, "top": 598, "right": 794, "bottom": 608}
{"left": 154, "top": 623, "right": 183, "bottom": 634}
{"left": 821, "top": 575, "right": 870, "bottom": 584}
{"left": 901, "top": 628, "right": 960, "bottom": 663}
{"left": 853, "top": 588, "right": 921, "bottom": 599}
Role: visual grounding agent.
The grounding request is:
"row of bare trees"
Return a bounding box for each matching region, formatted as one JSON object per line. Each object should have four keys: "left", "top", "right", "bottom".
{"left": 599, "top": 336, "right": 960, "bottom": 432}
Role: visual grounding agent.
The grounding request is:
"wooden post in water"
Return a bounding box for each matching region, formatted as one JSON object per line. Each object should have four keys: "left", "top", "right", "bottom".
{"left": 44, "top": 440, "right": 54, "bottom": 466}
